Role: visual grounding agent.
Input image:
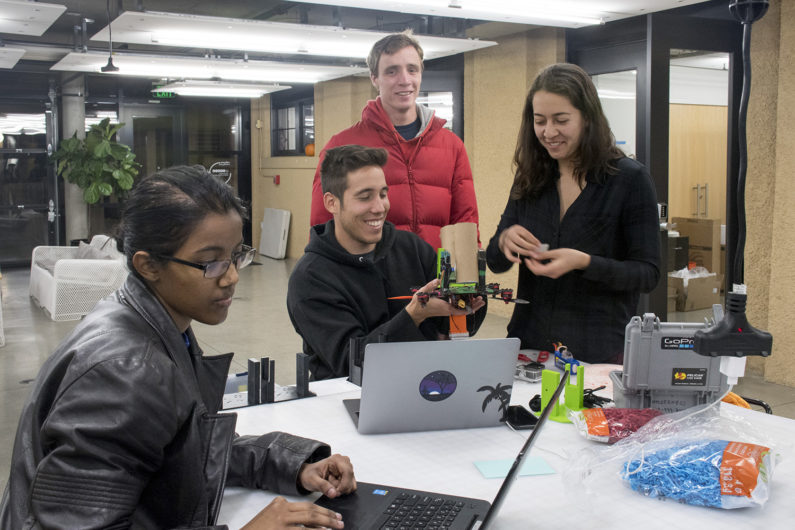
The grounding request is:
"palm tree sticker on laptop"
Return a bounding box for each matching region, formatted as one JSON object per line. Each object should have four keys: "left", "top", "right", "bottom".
{"left": 478, "top": 383, "right": 512, "bottom": 420}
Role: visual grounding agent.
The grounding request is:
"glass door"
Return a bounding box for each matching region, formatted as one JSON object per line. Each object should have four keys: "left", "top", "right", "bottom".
{"left": 668, "top": 50, "right": 729, "bottom": 226}
{"left": 666, "top": 50, "right": 730, "bottom": 322}
{"left": 185, "top": 101, "right": 251, "bottom": 243}
{"left": 118, "top": 105, "right": 186, "bottom": 177}
{"left": 0, "top": 101, "right": 59, "bottom": 266}
{"left": 111, "top": 105, "right": 185, "bottom": 234}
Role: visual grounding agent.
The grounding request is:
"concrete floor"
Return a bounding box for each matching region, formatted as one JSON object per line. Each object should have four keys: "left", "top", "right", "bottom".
{"left": 2, "top": 258, "right": 794, "bottom": 495}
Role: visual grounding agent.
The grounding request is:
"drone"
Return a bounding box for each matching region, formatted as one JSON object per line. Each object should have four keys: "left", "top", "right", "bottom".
{"left": 390, "top": 249, "right": 528, "bottom": 310}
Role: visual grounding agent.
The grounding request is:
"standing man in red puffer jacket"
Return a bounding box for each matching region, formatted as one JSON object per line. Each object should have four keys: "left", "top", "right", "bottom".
{"left": 309, "top": 31, "right": 479, "bottom": 250}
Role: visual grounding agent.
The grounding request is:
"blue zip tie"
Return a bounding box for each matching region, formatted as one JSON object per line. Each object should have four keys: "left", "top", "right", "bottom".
{"left": 622, "top": 439, "right": 729, "bottom": 508}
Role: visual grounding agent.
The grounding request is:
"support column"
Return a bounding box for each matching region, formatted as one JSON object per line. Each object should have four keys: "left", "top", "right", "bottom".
{"left": 61, "top": 73, "right": 87, "bottom": 243}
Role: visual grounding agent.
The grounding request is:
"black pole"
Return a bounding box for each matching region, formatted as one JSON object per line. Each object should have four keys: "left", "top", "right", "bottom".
{"left": 728, "top": 0, "right": 769, "bottom": 285}
{"left": 692, "top": 0, "right": 773, "bottom": 359}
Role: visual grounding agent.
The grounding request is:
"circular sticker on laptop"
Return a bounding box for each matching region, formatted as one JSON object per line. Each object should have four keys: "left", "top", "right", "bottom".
{"left": 419, "top": 370, "right": 457, "bottom": 402}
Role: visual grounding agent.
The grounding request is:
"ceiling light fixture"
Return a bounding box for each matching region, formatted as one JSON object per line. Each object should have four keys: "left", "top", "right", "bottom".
{"left": 90, "top": 11, "right": 496, "bottom": 60}
{"left": 51, "top": 51, "right": 368, "bottom": 84}
{"left": 99, "top": 0, "right": 118, "bottom": 72}
{"left": 0, "top": 0, "right": 67, "bottom": 36}
{"left": 296, "top": 0, "right": 712, "bottom": 28}
{"left": 155, "top": 80, "right": 290, "bottom": 98}
{"left": 0, "top": 45, "right": 26, "bottom": 69}
{"left": 297, "top": 0, "right": 605, "bottom": 27}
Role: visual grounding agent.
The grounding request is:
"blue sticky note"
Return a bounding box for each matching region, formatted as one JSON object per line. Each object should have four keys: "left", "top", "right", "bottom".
{"left": 474, "top": 456, "right": 555, "bottom": 479}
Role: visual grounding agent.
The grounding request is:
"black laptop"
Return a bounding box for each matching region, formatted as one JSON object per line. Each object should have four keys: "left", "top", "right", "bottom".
{"left": 315, "top": 375, "right": 567, "bottom": 529}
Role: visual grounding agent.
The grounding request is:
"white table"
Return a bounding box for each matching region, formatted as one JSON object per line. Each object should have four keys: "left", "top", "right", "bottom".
{"left": 219, "top": 377, "right": 794, "bottom": 529}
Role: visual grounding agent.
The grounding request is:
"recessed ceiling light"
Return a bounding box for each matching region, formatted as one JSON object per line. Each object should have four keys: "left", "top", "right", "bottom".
{"left": 0, "top": 0, "right": 67, "bottom": 36}
{"left": 90, "top": 11, "right": 496, "bottom": 60}
{"left": 0, "top": 46, "right": 26, "bottom": 69}
{"left": 154, "top": 80, "right": 291, "bottom": 98}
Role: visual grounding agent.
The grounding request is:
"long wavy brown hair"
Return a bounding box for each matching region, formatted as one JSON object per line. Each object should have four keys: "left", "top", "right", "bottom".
{"left": 511, "top": 63, "right": 624, "bottom": 200}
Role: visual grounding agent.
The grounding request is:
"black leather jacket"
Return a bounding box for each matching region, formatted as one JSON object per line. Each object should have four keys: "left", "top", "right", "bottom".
{"left": 1, "top": 275, "right": 330, "bottom": 529}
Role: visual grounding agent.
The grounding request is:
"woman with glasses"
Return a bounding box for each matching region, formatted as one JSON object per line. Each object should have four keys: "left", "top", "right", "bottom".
{"left": 1, "top": 165, "right": 355, "bottom": 529}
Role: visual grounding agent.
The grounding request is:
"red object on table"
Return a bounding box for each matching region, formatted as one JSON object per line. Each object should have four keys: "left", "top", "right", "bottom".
{"left": 518, "top": 351, "right": 550, "bottom": 363}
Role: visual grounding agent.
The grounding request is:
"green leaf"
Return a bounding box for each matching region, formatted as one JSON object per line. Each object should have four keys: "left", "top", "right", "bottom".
{"left": 94, "top": 140, "right": 112, "bottom": 158}
{"left": 117, "top": 172, "right": 134, "bottom": 190}
{"left": 98, "top": 182, "right": 113, "bottom": 196}
{"left": 84, "top": 185, "right": 100, "bottom": 204}
{"left": 108, "top": 122, "right": 125, "bottom": 138}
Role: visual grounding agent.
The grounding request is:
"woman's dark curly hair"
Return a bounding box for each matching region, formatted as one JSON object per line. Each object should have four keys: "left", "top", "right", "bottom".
{"left": 511, "top": 63, "right": 624, "bottom": 200}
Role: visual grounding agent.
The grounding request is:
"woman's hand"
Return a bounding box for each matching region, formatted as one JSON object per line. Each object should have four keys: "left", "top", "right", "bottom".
{"left": 241, "top": 496, "right": 344, "bottom": 529}
{"left": 523, "top": 247, "right": 591, "bottom": 278}
{"left": 298, "top": 454, "right": 357, "bottom": 499}
{"left": 498, "top": 225, "right": 543, "bottom": 264}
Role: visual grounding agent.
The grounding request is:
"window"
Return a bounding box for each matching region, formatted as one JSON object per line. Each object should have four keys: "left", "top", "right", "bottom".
{"left": 271, "top": 86, "right": 314, "bottom": 156}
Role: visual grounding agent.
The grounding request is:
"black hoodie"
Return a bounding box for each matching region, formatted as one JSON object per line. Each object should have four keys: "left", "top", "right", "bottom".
{"left": 287, "top": 220, "right": 484, "bottom": 380}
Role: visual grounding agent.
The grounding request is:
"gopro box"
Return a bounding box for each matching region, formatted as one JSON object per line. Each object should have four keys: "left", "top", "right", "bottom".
{"left": 613, "top": 313, "right": 727, "bottom": 413}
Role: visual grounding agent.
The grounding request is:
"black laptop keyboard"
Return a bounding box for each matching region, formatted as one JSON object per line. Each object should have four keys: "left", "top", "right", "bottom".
{"left": 378, "top": 492, "right": 467, "bottom": 529}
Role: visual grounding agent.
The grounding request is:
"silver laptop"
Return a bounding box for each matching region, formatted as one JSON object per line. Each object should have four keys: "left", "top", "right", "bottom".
{"left": 343, "top": 337, "right": 520, "bottom": 434}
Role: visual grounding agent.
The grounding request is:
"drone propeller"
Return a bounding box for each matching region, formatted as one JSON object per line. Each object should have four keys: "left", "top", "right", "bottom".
{"left": 487, "top": 293, "right": 529, "bottom": 304}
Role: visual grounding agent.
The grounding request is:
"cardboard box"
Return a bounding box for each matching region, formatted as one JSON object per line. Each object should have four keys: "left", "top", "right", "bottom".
{"left": 668, "top": 273, "right": 721, "bottom": 312}
{"left": 667, "top": 294, "right": 677, "bottom": 313}
{"left": 667, "top": 284, "right": 677, "bottom": 312}
{"left": 671, "top": 217, "right": 721, "bottom": 273}
{"left": 688, "top": 247, "right": 719, "bottom": 272}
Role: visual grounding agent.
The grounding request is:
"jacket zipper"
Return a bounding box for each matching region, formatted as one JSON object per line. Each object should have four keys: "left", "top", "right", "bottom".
{"left": 405, "top": 134, "right": 424, "bottom": 234}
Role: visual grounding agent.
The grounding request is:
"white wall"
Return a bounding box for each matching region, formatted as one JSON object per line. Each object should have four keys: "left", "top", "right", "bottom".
{"left": 669, "top": 65, "right": 729, "bottom": 105}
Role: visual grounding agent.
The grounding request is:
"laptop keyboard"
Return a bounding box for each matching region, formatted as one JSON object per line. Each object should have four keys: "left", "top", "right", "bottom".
{"left": 378, "top": 492, "right": 467, "bottom": 529}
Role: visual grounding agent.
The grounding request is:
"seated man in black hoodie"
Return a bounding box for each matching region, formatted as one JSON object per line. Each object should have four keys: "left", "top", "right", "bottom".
{"left": 287, "top": 144, "right": 486, "bottom": 380}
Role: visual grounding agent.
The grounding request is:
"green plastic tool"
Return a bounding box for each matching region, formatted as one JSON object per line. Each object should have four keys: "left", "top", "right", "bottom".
{"left": 539, "top": 365, "right": 585, "bottom": 423}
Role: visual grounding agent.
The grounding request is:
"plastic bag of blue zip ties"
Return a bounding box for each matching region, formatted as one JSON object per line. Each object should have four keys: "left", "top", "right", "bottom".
{"left": 564, "top": 402, "right": 786, "bottom": 510}
{"left": 621, "top": 438, "right": 773, "bottom": 508}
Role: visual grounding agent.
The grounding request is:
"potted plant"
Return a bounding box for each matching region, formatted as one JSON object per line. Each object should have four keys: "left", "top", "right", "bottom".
{"left": 52, "top": 118, "right": 141, "bottom": 235}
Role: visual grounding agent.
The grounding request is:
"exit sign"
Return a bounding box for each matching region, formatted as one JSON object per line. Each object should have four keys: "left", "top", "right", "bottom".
{"left": 153, "top": 88, "right": 175, "bottom": 99}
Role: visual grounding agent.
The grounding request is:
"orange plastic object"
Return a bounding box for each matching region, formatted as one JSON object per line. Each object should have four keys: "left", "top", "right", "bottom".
{"left": 449, "top": 314, "right": 468, "bottom": 336}
{"left": 721, "top": 392, "right": 751, "bottom": 409}
{"left": 720, "top": 442, "right": 770, "bottom": 498}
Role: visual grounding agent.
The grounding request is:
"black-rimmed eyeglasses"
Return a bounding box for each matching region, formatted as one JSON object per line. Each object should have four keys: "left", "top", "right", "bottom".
{"left": 156, "top": 245, "right": 256, "bottom": 279}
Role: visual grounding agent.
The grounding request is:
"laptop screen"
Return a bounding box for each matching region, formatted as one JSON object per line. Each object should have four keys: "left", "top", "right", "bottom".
{"left": 476, "top": 373, "right": 567, "bottom": 529}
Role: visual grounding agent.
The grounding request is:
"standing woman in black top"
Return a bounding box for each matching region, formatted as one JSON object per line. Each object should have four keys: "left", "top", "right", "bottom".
{"left": 486, "top": 63, "right": 661, "bottom": 364}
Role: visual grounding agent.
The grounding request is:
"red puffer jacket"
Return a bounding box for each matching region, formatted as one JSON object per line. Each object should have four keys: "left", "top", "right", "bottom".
{"left": 309, "top": 98, "right": 479, "bottom": 249}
